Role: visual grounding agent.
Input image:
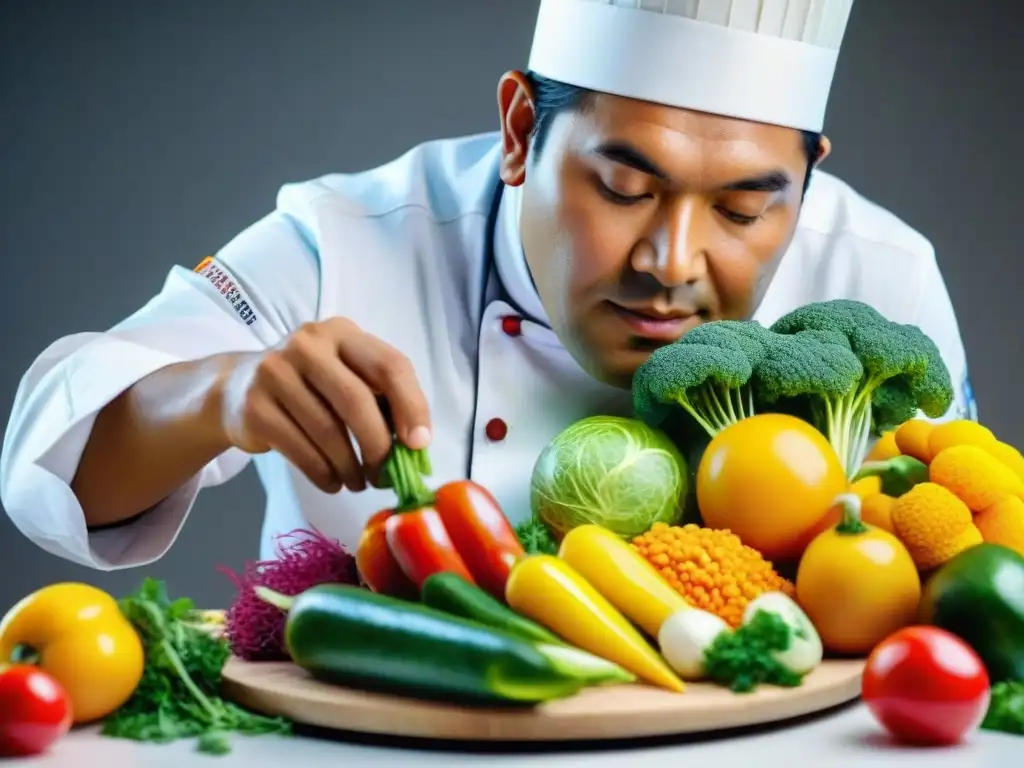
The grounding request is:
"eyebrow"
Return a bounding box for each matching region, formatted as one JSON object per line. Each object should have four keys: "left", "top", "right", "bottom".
{"left": 591, "top": 141, "right": 792, "bottom": 193}
{"left": 593, "top": 142, "right": 668, "bottom": 179}
{"left": 723, "top": 171, "right": 791, "bottom": 193}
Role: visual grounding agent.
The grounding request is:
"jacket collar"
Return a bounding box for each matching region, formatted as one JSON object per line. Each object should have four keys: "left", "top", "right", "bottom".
{"left": 492, "top": 180, "right": 552, "bottom": 327}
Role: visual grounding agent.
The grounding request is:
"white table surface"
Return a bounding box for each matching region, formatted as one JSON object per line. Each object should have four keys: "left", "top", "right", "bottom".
{"left": 16, "top": 701, "right": 1020, "bottom": 768}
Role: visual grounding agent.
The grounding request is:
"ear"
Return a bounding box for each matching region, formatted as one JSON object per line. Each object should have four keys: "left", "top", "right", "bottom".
{"left": 496, "top": 70, "right": 536, "bottom": 187}
{"left": 814, "top": 135, "right": 832, "bottom": 167}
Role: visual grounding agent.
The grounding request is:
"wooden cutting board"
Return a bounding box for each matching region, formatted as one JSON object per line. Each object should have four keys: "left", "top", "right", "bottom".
{"left": 221, "top": 657, "right": 865, "bottom": 742}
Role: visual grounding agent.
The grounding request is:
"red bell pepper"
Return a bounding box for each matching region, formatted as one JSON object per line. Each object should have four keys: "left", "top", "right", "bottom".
{"left": 355, "top": 444, "right": 525, "bottom": 601}
{"left": 355, "top": 509, "right": 419, "bottom": 599}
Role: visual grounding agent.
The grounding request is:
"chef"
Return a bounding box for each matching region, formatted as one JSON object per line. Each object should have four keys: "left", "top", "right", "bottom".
{"left": 2, "top": 0, "right": 974, "bottom": 571}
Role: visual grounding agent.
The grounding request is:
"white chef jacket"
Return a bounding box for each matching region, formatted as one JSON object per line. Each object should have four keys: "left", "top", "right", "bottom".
{"left": 0, "top": 131, "right": 975, "bottom": 571}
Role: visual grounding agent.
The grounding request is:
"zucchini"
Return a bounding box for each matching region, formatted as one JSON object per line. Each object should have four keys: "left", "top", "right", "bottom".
{"left": 421, "top": 572, "right": 564, "bottom": 645}
{"left": 256, "top": 584, "right": 632, "bottom": 704}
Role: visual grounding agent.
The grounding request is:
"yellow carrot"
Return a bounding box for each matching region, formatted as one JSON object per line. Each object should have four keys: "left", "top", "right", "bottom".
{"left": 930, "top": 444, "right": 1024, "bottom": 512}
{"left": 865, "top": 431, "right": 900, "bottom": 462}
{"left": 890, "top": 482, "right": 982, "bottom": 571}
{"left": 505, "top": 555, "right": 685, "bottom": 693}
{"left": 975, "top": 495, "right": 1024, "bottom": 557}
{"left": 558, "top": 524, "right": 691, "bottom": 639}
{"left": 894, "top": 419, "right": 935, "bottom": 463}
{"left": 927, "top": 420, "right": 997, "bottom": 459}
{"left": 988, "top": 441, "right": 1024, "bottom": 484}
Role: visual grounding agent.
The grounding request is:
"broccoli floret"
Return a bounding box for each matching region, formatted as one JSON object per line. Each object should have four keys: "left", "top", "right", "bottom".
{"left": 871, "top": 377, "right": 919, "bottom": 433}
{"left": 678, "top": 319, "right": 773, "bottom": 369}
{"left": 769, "top": 299, "right": 954, "bottom": 477}
{"left": 632, "top": 322, "right": 763, "bottom": 437}
{"left": 753, "top": 328, "right": 864, "bottom": 406}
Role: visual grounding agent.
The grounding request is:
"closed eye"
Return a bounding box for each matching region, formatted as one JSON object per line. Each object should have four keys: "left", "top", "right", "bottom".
{"left": 596, "top": 178, "right": 649, "bottom": 206}
{"left": 716, "top": 206, "right": 760, "bottom": 225}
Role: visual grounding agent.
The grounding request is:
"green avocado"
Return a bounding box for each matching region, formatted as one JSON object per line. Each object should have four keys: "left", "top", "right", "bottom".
{"left": 918, "top": 543, "right": 1024, "bottom": 683}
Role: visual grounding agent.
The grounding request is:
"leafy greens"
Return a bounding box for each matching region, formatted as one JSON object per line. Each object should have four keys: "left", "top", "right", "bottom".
{"left": 101, "top": 577, "right": 291, "bottom": 755}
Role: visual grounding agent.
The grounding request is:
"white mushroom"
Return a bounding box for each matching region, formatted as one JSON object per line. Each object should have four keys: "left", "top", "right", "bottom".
{"left": 657, "top": 608, "right": 731, "bottom": 680}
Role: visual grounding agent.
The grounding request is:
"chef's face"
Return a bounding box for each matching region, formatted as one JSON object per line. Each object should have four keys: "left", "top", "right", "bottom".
{"left": 497, "top": 71, "right": 829, "bottom": 389}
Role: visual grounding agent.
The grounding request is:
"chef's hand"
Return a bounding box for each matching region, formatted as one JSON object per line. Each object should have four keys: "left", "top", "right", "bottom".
{"left": 219, "top": 318, "right": 432, "bottom": 493}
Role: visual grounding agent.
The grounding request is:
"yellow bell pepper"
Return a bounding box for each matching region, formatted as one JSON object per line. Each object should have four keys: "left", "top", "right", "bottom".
{"left": 558, "top": 524, "right": 691, "bottom": 639}
{"left": 0, "top": 583, "right": 145, "bottom": 723}
{"left": 505, "top": 555, "right": 685, "bottom": 693}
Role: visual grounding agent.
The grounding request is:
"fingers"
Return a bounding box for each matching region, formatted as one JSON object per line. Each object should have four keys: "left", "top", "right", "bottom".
{"left": 243, "top": 391, "right": 342, "bottom": 494}
{"left": 335, "top": 329, "right": 432, "bottom": 451}
{"left": 261, "top": 319, "right": 433, "bottom": 491}
{"left": 258, "top": 357, "right": 367, "bottom": 492}
{"left": 304, "top": 359, "right": 394, "bottom": 483}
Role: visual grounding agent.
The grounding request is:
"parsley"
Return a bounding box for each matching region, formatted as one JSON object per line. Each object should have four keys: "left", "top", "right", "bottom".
{"left": 515, "top": 516, "right": 559, "bottom": 555}
{"left": 702, "top": 610, "right": 804, "bottom": 693}
{"left": 982, "top": 681, "right": 1024, "bottom": 736}
{"left": 101, "top": 577, "right": 291, "bottom": 755}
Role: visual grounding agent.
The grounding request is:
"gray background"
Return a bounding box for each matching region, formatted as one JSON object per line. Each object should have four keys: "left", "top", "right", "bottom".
{"left": 1, "top": 0, "right": 1020, "bottom": 612}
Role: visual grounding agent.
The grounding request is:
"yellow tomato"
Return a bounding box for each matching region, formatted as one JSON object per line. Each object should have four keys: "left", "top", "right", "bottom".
{"left": 696, "top": 413, "right": 847, "bottom": 562}
{"left": 796, "top": 495, "right": 921, "bottom": 655}
{"left": 0, "top": 583, "right": 144, "bottom": 723}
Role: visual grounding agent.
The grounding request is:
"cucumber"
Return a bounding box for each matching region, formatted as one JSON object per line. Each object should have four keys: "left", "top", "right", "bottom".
{"left": 257, "top": 584, "right": 632, "bottom": 705}
{"left": 421, "top": 572, "right": 564, "bottom": 646}
{"left": 918, "top": 543, "right": 1024, "bottom": 683}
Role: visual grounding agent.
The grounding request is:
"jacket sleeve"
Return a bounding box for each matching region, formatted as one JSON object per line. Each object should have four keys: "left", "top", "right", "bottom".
{"left": 0, "top": 209, "right": 322, "bottom": 571}
{"left": 911, "top": 247, "right": 976, "bottom": 424}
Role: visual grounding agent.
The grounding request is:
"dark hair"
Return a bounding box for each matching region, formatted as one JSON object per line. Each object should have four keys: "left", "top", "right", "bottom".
{"left": 524, "top": 70, "right": 822, "bottom": 194}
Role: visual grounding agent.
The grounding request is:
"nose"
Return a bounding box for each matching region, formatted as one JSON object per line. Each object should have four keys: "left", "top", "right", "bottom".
{"left": 631, "top": 198, "right": 709, "bottom": 287}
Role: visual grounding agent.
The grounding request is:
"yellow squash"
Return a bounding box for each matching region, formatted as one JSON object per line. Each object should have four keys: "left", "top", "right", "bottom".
{"left": 558, "top": 524, "right": 690, "bottom": 638}
{"left": 505, "top": 554, "right": 684, "bottom": 692}
{"left": 0, "top": 583, "right": 145, "bottom": 723}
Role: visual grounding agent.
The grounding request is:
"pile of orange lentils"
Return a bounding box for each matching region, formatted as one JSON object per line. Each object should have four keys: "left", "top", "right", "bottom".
{"left": 631, "top": 522, "right": 794, "bottom": 628}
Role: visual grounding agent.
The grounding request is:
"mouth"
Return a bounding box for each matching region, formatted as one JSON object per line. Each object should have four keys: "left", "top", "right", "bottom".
{"left": 608, "top": 302, "right": 705, "bottom": 341}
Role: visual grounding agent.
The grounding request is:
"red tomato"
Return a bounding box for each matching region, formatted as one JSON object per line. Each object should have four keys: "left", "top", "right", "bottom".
{"left": 862, "top": 626, "right": 991, "bottom": 746}
{"left": 0, "top": 664, "right": 73, "bottom": 757}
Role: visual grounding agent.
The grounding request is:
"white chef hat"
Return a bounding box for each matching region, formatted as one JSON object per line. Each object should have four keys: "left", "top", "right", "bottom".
{"left": 528, "top": 0, "right": 856, "bottom": 133}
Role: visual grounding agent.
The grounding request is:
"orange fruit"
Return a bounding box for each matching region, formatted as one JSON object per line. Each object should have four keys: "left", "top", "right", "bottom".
{"left": 696, "top": 414, "right": 847, "bottom": 562}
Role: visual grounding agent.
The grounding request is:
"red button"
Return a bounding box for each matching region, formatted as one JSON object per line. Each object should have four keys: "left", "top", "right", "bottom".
{"left": 501, "top": 315, "right": 523, "bottom": 337}
{"left": 485, "top": 418, "right": 508, "bottom": 442}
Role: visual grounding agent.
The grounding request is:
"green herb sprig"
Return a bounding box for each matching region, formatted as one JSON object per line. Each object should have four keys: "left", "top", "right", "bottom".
{"left": 702, "top": 609, "right": 804, "bottom": 693}
{"left": 101, "top": 578, "right": 291, "bottom": 755}
{"left": 982, "top": 680, "right": 1024, "bottom": 736}
{"left": 515, "top": 516, "right": 559, "bottom": 555}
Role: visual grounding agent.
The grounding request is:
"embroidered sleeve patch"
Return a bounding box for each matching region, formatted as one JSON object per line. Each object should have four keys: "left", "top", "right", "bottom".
{"left": 192, "top": 256, "right": 258, "bottom": 327}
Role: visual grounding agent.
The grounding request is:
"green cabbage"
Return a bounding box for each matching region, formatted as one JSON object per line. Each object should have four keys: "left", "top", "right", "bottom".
{"left": 530, "top": 415, "right": 688, "bottom": 540}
